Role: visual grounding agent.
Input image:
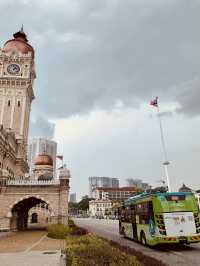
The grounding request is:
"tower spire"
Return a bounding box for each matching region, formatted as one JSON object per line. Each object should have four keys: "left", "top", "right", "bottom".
{"left": 13, "top": 25, "right": 28, "bottom": 42}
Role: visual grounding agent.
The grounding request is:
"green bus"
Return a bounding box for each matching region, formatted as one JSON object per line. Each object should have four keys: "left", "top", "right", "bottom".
{"left": 118, "top": 191, "right": 200, "bottom": 246}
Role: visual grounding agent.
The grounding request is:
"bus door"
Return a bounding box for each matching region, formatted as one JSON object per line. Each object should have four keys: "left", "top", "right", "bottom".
{"left": 131, "top": 205, "right": 138, "bottom": 240}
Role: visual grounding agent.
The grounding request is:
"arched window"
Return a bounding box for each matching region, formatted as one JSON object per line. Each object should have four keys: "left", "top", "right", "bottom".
{"left": 8, "top": 100, "right": 10, "bottom": 107}
{"left": 18, "top": 101, "right": 20, "bottom": 107}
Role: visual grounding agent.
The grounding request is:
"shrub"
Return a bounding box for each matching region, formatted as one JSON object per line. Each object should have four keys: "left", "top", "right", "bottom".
{"left": 47, "top": 224, "right": 72, "bottom": 239}
{"left": 68, "top": 219, "right": 75, "bottom": 228}
{"left": 65, "top": 235, "right": 141, "bottom": 266}
{"left": 47, "top": 222, "right": 88, "bottom": 239}
{"left": 70, "top": 226, "right": 88, "bottom": 236}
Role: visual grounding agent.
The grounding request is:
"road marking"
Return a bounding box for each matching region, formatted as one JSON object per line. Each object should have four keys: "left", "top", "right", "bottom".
{"left": 24, "top": 234, "right": 47, "bottom": 253}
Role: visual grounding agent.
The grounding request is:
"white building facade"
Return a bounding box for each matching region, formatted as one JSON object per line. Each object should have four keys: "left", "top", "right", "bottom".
{"left": 93, "top": 187, "right": 138, "bottom": 202}
{"left": 28, "top": 138, "right": 57, "bottom": 178}
{"left": 89, "top": 199, "right": 112, "bottom": 218}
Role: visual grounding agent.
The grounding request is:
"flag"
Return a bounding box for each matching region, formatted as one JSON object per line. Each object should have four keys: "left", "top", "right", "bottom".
{"left": 150, "top": 97, "right": 158, "bottom": 107}
{"left": 56, "top": 155, "right": 63, "bottom": 160}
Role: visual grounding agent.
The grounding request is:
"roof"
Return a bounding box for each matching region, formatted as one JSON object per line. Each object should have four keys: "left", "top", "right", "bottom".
{"left": 3, "top": 28, "right": 34, "bottom": 57}
{"left": 96, "top": 187, "right": 137, "bottom": 192}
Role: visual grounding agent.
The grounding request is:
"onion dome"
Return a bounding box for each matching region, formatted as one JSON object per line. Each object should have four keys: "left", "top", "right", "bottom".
{"left": 3, "top": 26, "right": 34, "bottom": 57}
{"left": 34, "top": 154, "right": 53, "bottom": 166}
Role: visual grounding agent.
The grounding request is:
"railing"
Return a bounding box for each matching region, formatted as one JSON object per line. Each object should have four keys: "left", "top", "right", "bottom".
{"left": 7, "top": 179, "right": 60, "bottom": 186}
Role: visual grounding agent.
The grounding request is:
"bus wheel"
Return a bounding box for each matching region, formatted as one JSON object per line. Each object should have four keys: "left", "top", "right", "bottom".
{"left": 140, "top": 231, "right": 147, "bottom": 246}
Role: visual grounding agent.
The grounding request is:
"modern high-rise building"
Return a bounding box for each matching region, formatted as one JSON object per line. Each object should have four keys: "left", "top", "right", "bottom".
{"left": 89, "top": 176, "right": 119, "bottom": 198}
{"left": 125, "top": 178, "right": 151, "bottom": 190}
{"left": 69, "top": 193, "right": 77, "bottom": 203}
{"left": 28, "top": 138, "right": 57, "bottom": 178}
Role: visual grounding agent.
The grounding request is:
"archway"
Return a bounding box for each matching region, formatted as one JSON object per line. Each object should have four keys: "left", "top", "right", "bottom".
{"left": 10, "top": 197, "right": 52, "bottom": 231}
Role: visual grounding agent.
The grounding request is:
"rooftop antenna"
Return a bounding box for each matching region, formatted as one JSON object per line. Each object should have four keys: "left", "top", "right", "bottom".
{"left": 21, "top": 24, "right": 24, "bottom": 32}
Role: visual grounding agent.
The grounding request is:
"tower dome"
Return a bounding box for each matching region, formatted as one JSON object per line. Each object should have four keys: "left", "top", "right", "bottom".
{"left": 3, "top": 26, "right": 34, "bottom": 57}
{"left": 34, "top": 154, "right": 53, "bottom": 166}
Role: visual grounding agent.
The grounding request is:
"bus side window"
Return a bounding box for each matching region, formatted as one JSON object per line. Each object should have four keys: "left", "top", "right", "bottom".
{"left": 136, "top": 202, "right": 152, "bottom": 224}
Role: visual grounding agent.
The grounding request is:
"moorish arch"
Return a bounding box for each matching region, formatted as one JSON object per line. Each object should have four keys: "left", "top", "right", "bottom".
{"left": 8, "top": 195, "right": 55, "bottom": 231}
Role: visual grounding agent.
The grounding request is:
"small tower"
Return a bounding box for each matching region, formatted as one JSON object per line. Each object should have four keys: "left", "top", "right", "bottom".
{"left": 58, "top": 165, "right": 70, "bottom": 224}
{"left": 59, "top": 164, "right": 71, "bottom": 186}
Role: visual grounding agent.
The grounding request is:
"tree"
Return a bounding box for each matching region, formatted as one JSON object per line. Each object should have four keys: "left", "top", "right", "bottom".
{"left": 77, "top": 196, "right": 94, "bottom": 211}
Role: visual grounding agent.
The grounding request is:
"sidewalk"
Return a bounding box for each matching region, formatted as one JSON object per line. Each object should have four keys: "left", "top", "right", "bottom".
{"left": 0, "top": 230, "right": 66, "bottom": 266}
{"left": 0, "top": 250, "right": 65, "bottom": 266}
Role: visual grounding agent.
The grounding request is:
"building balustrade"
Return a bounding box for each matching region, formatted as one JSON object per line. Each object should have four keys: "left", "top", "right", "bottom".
{"left": 7, "top": 179, "right": 60, "bottom": 186}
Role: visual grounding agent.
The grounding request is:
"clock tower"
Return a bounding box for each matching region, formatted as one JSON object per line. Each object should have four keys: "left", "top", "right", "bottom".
{"left": 0, "top": 27, "right": 36, "bottom": 176}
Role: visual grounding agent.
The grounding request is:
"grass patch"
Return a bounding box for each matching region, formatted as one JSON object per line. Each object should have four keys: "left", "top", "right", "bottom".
{"left": 65, "top": 234, "right": 142, "bottom": 266}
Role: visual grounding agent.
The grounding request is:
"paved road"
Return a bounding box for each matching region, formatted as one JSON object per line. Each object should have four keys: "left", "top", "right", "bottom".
{"left": 74, "top": 218, "right": 200, "bottom": 266}
{"left": 0, "top": 230, "right": 65, "bottom": 266}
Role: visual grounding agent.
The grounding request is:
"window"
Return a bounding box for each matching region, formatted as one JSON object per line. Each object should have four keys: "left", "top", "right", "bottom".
{"left": 17, "top": 101, "right": 20, "bottom": 107}
{"left": 136, "top": 201, "right": 154, "bottom": 224}
{"left": 8, "top": 100, "right": 10, "bottom": 106}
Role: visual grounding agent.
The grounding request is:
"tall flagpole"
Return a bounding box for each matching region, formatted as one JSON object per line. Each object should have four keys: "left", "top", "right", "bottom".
{"left": 156, "top": 102, "right": 171, "bottom": 192}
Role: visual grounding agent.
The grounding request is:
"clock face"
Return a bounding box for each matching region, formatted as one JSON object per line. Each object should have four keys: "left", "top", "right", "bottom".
{"left": 7, "top": 64, "right": 20, "bottom": 75}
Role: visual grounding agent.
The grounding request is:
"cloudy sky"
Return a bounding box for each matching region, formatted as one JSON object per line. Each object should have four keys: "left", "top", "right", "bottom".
{"left": 1, "top": 0, "right": 200, "bottom": 198}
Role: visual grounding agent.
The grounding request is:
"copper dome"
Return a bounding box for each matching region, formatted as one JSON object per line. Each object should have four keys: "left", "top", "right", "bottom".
{"left": 3, "top": 28, "right": 34, "bottom": 57}
{"left": 34, "top": 154, "right": 53, "bottom": 166}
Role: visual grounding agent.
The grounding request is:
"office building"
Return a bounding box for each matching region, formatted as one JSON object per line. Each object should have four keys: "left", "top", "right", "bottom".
{"left": 93, "top": 187, "right": 138, "bottom": 202}
{"left": 69, "top": 193, "right": 77, "bottom": 203}
{"left": 125, "top": 178, "right": 151, "bottom": 190}
{"left": 89, "top": 176, "right": 119, "bottom": 198}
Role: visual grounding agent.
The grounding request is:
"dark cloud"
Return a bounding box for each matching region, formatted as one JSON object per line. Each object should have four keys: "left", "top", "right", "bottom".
{"left": 0, "top": 0, "right": 199, "bottom": 118}
{"left": 174, "top": 78, "right": 200, "bottom": 116}
{"left": 29, "top": 116, "right": 55, "bottom": 139}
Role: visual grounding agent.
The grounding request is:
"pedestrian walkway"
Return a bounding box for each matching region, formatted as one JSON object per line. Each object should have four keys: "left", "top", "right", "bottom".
{"left": 0, "top": 251, "right": 65, "bottom": 266}
{"left": 0, "top": 230, "right": 65, "bottom": 266}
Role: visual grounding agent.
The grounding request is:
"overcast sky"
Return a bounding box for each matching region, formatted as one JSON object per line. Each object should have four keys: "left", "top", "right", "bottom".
{"left": 1, "top": 0, "right": 200, "bottom": 199}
